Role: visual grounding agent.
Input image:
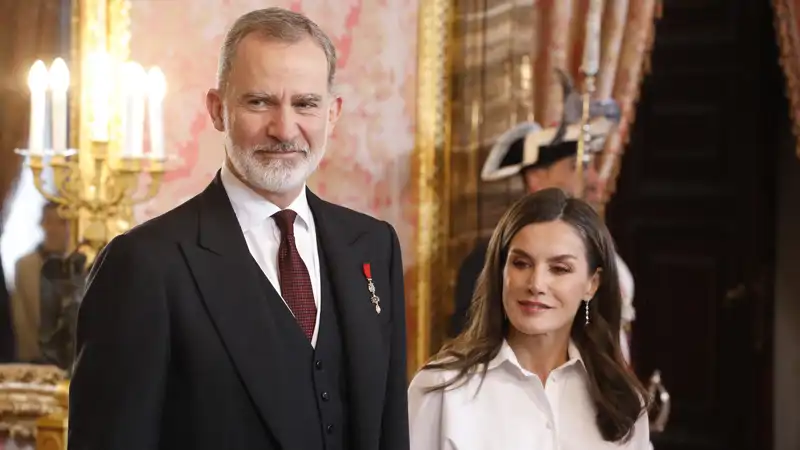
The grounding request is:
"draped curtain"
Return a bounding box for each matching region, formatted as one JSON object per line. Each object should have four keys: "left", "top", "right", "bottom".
{"left": 773, "top": 0, "right": 800, "bottom": 157}
{"left": 0, "top": 0, "right": 64, "bottom": 214}
{"left": 0, "top": 0, "right": 65, "bottom": 363}
{"left": 432, "top": 0, "right": 660, "bottom": 348}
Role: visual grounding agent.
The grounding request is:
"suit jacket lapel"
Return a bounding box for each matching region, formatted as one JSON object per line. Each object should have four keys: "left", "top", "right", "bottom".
{"left": 308, "top": 190, "right": 388, "bottom": 450}
{"left": 180, "top": 174, "right": 315, "bottom": 449}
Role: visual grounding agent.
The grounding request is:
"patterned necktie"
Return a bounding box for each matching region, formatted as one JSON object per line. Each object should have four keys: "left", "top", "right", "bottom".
{"left": 273, "top": 209, "right": 316, "bottom": 340}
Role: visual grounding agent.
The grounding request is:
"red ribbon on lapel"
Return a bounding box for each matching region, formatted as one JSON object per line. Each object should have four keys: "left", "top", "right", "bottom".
{"left": 362, "top": 263, "right": 372, "bottom": 279}
{"left": 362, "top": 262, "right": 381, "bottom": 314}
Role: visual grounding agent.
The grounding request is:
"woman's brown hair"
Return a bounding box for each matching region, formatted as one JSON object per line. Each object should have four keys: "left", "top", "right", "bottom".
{"left": 426, "top": 187, "right": 649, "bottom": 443}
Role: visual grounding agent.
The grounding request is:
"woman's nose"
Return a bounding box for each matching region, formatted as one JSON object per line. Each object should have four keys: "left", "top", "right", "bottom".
{"left": 527, "top": 266, "right": 547, "bottom": 294}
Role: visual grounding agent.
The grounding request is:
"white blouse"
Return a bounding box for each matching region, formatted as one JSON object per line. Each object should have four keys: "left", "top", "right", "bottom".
{"left": 408, "top": 340, "right": 651, "bottom": 450}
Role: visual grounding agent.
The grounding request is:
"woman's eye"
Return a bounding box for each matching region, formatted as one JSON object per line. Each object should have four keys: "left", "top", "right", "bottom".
{"left": 512, "top": 260, "right": 529, "bottom": 268}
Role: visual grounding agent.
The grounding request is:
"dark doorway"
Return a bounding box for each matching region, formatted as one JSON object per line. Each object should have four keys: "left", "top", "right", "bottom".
{"left": 604, "top": 1, "right": 783, "bottom": 449}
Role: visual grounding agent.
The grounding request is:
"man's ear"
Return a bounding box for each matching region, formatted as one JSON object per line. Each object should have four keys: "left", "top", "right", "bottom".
{"left": 206, "top": 88, "right": 226, "bottom": 132}
{"left": 327, "top": 95, "right": 343, "bottom": 134}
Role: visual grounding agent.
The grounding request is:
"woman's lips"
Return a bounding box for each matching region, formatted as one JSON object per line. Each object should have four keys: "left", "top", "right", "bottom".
{"left": 517, "top": 300, "right": 553, "bottom": 313}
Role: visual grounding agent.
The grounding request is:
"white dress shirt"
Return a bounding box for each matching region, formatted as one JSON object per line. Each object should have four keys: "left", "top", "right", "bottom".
{"left": 408, "top": 340, "right": 651, "bottom": 450}
{"left": 220, "top": 164, "right": 322, "bottom": 347}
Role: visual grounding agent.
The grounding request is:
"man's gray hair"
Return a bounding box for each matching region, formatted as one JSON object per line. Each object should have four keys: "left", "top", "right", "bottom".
{"left": 217, "top": 8, "right": 337, "bottom": 90}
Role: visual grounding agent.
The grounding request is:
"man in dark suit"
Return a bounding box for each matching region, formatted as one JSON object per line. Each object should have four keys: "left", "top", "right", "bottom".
{"left": 68, "top": 8, "right": 409, "bottom": 450}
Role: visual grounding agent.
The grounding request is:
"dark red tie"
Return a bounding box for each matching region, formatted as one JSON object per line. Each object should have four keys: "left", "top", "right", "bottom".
{"left": 273, "top": 209, "right": 317, "bottom": 340}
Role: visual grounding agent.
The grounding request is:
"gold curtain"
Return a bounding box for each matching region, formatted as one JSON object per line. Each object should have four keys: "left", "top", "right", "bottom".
{"left": 773, "top": 0, "right": 800, "bottom": 157}
{"left": 411, "top": 0, "right": 661, "bottom": 369}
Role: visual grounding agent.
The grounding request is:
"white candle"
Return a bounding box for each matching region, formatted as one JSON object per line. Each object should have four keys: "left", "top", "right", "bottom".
{"left": 27, "top": 60, "right": 48, "bottom": 154}
{"left": 582, "top": 0, "right": 603, "bottom": 75}
{"left": 48, "top": 58, "right": 70, "bottom": 151}
{"left": 121, "top": 62, "right": 147, "bottom": 158}
{"left": 146, "top": 67, "right": 167, "bottom": 159}
{"left": 88, "top": 52, "right": 112, "bottom": 142}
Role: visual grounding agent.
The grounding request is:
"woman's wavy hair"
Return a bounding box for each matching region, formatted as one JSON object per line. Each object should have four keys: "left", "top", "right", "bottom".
{"left": 426, "top": 188, "right": 649, "bottom": 443}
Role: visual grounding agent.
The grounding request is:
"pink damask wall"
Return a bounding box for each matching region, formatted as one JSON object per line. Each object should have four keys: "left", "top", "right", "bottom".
{"left": 128, "top": 0, "right": 419, "bottom": 268}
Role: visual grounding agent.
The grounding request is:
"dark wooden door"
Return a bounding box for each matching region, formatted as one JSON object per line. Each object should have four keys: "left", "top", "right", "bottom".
{"left": 604, "top": 1, "right": 782, "bottom": 449}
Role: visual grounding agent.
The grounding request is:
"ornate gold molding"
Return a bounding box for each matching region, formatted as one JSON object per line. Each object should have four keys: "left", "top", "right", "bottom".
{"left": 73, "top": 0, "right": 131, "bottom": 153}
{"left": 68, "top": 0, "right": 133, "bottom": 250}
{"left": 412, "top": 0, "right": 454, "bottom": 372}
{"left": 0, "top": 364, "right": 68, "bottom": 444}
{"left": 773, "top": 0, "right": 800, "bottom": 158}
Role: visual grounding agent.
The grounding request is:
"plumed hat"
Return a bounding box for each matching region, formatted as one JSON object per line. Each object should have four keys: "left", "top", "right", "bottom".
{"left": 481, "top": 69, "right": 621, "bottom": 182}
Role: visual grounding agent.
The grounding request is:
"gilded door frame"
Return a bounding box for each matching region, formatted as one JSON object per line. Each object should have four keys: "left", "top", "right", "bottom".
{"left": 411, "top": 0, "right": 455, "bottom": 372}
{"left": 67, "top": 0, "right": 131, "bottom": 249}
{"left": 70, "top": 0, "right": 131, "bottom": 155}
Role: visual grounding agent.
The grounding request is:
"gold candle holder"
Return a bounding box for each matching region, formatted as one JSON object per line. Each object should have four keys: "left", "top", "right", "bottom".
{"left": 15, "top": 146, "right": 167, "bottom": 266}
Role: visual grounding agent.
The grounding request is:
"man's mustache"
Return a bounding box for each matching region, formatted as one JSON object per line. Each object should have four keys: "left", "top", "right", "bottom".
{"left": 252, "top": 142, "right": 309, "bottom": 154}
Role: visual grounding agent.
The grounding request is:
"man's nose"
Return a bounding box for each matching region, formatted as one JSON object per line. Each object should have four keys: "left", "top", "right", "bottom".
{"left": 266, "top": 107, "right": 299, "bottom": 142}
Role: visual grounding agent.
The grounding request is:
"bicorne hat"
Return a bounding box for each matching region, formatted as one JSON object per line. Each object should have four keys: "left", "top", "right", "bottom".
{"left": 480, "top": 69, "right": 621, "bottom": 182}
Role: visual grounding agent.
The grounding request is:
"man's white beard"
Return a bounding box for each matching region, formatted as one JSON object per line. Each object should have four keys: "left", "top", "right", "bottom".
{"left": 225, "top": 126, "right": 327, "bottom": 194}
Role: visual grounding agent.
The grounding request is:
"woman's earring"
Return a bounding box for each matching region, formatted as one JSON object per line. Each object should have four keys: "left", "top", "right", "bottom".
{"left": 584, "top": 300, "right": 590, "bottom": 326}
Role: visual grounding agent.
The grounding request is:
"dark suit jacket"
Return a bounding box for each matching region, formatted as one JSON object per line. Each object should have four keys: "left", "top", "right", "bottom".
{"left": 449, "top": 241, "right": 488, "bottom": 338}
{"left": 68, "top": 174, "right": 409, "bottom": 450}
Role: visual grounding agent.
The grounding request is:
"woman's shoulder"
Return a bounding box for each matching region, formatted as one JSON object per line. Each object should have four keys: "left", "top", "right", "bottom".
{"left": 409, "top": 358, "right": 484, "bottom": 395}
{"left": 409, "top": 363, "right": 456, "bottom": 391}
{"left": 408, "top": 364, "right": 479, "bottom": 417}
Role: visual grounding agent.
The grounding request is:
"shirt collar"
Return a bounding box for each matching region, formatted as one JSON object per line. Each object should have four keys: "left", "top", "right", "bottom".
{"left": 488, "top": 339, "right": 585, "bottom": 375}
{"left": 220, "top": 163, "right": 312, "bottom": 233}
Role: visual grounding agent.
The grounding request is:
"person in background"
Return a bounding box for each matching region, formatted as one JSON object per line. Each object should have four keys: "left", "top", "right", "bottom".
{"left": 10, "top": 201, "right": 69, "bottom": 362}
{"left": 410, "top": 188, "right": 650, "bottom": 449}
{"left": 38, "top": 245, "right": 86, "bottom": 371}
{"left": 450, "top": 72, "right": 637, "bottom": 362}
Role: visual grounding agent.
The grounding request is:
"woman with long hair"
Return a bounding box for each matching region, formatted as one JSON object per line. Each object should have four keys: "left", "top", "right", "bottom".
{"left": 409, "top": 188, "right": 650, "bottom": 449}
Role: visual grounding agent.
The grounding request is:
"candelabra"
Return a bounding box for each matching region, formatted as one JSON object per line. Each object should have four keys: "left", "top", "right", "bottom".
{"left": 16, "top": 56, "right": 168, "bottom": 266}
